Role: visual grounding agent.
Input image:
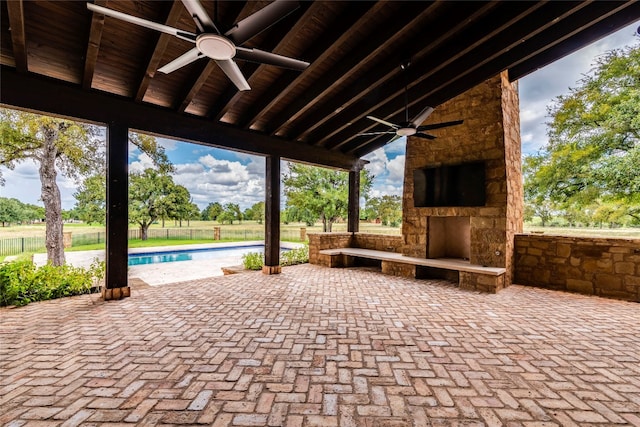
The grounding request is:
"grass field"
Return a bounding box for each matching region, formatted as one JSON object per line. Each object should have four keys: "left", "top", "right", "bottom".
{"left": 0, "top": 220, "right": 401, "bottom": 239}
{"left": 2, "top": 221, "right": 639, "bottom": 239}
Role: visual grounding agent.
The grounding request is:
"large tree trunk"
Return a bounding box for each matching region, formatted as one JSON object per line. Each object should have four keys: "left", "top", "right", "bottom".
{"left": 39, "top": 124, "right": 65, "bottom": 266}
{"left": 140, "top": 223, "right": 149, "bottom": 241}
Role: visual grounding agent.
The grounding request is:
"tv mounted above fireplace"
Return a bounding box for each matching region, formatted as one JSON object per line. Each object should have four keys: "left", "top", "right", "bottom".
{"left": 413, "top": 161, "right": 486, "bottom": 207}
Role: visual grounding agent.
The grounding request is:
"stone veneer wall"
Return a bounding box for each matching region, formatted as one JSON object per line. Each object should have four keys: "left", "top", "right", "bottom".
{"left": 402, "top": 71, "right": 522, "bottom": 285}
{"left": 514, "top": 234, "right": 640, "bottom": 302}
{"left": 308, "top": 232, "right": 403, "bottom": 267}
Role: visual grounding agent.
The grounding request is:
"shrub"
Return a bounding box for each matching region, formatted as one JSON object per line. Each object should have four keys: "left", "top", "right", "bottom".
{"left": 241, "top": 245, "right": 309, "bottom": 270}
{"left": 242, "top": 252, "right": 264, "bottom": 270}
{"left": 281, "top": 245, "right": 309, "bottom": 266}
{"left": 0, "top": 259, "right": 105, "bottom": 307}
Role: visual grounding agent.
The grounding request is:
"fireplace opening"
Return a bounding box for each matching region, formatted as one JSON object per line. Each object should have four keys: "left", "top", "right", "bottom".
{"left": 427, "top": 216, "right": 470, "bottom": 260}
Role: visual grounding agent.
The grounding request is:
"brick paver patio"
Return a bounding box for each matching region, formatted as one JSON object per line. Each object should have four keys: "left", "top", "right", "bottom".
{"left": 1, "top": 264, "right": 639, "bottom": 426}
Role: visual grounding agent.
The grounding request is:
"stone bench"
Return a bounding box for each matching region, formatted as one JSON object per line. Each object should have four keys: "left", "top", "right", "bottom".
{"left": 319, "top": 248, "right": 506, "bottom": 293}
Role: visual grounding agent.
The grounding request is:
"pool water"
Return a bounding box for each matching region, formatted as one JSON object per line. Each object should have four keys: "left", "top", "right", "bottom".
{"left": 128, "top": 245, "right": 275, "bottom": 266}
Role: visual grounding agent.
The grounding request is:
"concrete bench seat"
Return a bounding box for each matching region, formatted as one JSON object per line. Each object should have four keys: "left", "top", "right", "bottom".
{"left": 319, "top": 247, "right": 506, "bottom": 293}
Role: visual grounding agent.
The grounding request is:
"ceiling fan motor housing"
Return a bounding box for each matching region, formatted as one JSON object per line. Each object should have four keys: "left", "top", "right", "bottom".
{"left": 196, "top": 34, "right": 236, "bottom": 60}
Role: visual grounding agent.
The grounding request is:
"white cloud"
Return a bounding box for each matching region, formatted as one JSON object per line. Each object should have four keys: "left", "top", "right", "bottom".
{"left": 129, "top": 152, "right": 157, "bottom": 174}
{"left": 172, "top": 154, "right": 263, "bottom": 209}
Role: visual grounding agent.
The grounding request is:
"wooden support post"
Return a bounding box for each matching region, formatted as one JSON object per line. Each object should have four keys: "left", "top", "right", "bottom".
{"left": 263, "top": 155, "right": 281, "bottom": 275}
{"left": 348, "top": 169, "right": 360, "bottom": 233}
{"left": 104, "top": 122, "right": 130, "bottom": 299}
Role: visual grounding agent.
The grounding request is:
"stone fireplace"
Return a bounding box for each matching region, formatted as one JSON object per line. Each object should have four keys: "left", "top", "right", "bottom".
{"left": 401, "top": 71, "right": 523, "bottom": 289}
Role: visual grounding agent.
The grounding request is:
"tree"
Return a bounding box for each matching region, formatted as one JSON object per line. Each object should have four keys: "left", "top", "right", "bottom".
{"left": 218, "top": 203, "right": 242, "bottom": 225}
{"left": 0, "top": 197, "right": 24, "bottom": 226}
{"left": 244, "top": 201, "right": 265, "bottom": 224}
{"left": 283, "top": 163, "right": 372, "bottom": 232}
{"left": 0, "top": 109, "right": 103, "bottom": 265}
{"left": 366, "top": 195, "right": 402, "bottom": 227}
{"left": 129, "top": 168, "right": 180, "bottom": 240}
{"left": 524, "top": 44, "right": 640, "bottom": 225}
{"left": 74, "top": 174, "right": 106, "bottom": 225}
{"left": 201, "top": 202, "right": 223, "bottom": 221}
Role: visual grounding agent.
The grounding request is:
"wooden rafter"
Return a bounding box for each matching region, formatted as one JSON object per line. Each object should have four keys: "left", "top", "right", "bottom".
{"left": 6, "top": 0, "right": 27, "bottom": 73}
{"left": 83, "top": 0, "right": 107, "bottom": 89}
{"left": 135, "top": 1, "right": 184, "bottom": 103}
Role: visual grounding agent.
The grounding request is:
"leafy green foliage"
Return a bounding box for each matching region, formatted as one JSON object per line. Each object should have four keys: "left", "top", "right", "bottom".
{"left": 242, "top": 245, "right": 309, "bottom": 270}
{"left": 0, "top": 259, "right": 105, "bottom": 307}
{"left": 243, "top": 202, "right": 265, "bottom": 224}
{"left": 201, "top": 202, "right": 223, "bottom": 221}
{"left": 364, "top": 195, "right": 402, "bottom": 226}
{"left": 283, "top": 163, "right": 372, "bottom": 232}
{"left": 524, "top": 43, "right": 640, "bottom": 226}
{"left": 74, "top": 175, "right": 106, "bottom": 225}
{"left": 0, "top": 197, "right": 44, "bottom": 226}
{"left": 280, "top": 245, "right": 309, "bottom": 266}
{"left": 242, "top": 251, "right": 264, "bottom": 270}
{"left": 218, "top": 203, "right": 243, "bottom": 224}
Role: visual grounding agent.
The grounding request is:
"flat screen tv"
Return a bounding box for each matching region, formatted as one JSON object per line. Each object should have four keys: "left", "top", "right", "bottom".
{"left": 413, "top": 161, "right": 485, "bottom": 207}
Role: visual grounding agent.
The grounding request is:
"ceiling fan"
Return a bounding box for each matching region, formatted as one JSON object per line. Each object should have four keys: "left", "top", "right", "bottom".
{"left": 360, "top": 64, "right": 463, "bottom": 142}
{"left": 86, "top": 0, "right": 310, "bottom": 91}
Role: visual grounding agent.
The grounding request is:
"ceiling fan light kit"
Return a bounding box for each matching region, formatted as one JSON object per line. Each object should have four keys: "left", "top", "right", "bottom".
{"left": 87, "top": 0, "right": 310, "bottom": 91}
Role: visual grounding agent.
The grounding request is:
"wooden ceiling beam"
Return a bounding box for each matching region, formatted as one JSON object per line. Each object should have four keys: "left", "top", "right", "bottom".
{"left": 6, "top": 0, "right": 27, "bottom": 73}
{"left": 321, "top": 1, "right": 586, "bottom": 152}
{"left": 83, "top": 0, "right": 106, "bottom": 89}
{"left": 317, "top": 2, "right": 544, "bottom": 149}
{"left": 1, "top": 66, "right": 365, "bottom": 172}
{"left": 350, "top": 2, "right": 637, "bottom": 157}
{"left": 239, "top": 1, "right": 386, "bottom": 133}
{"left": 509, "top": 1, "right": 640, "bottom": 81}
{"left": 287, "top": 2, "right": 500, "bottom": 144}
{"left": 135, "top": 1, "right": 184, "bottom": 103}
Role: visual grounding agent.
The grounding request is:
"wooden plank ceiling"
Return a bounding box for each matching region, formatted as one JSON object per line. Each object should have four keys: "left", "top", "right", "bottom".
{"left": 1, "top": 0, "right": 639, "bottom": 170}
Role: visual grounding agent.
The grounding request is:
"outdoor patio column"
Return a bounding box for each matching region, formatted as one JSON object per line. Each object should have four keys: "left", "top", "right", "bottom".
{"left": 348, "top": 169, "right": 360, "bottom": 233}
{"left": 263, "top": 155, "right": 281, "bottom": 274}
{"left": 104, "top": 122, "right": 130, "bottom": 300}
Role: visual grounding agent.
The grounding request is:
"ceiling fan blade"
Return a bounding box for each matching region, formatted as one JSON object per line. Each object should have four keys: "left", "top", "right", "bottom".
{"left": 366, "top": 116, "right": 399, "bottom": 129}
{"left": 87, "top": 3, "right": 196, "bottom": 42}
{"left": 415, "top": 132, "right": 436, "bottom": 140}
{"left": 157, "top": 47, "right": 204, "bottom": 74}
{"left": 216, "top": 59, "right": 251, "bottom": 91}
{"left": 225, "top": 0, "right": 300, "bottom": 46}
{"left": 181, "top": 0, "right": 219, "bottom": 33}
{"left": 410, "top": 105, "right": 434, "bottom": 127}
{"left": 235, "top": 47, "right": 309, "bottom": 71}
{"left": 358, "top": 131, "right": 395, "bottom": 136}
{"left": 418, "top": 120, "right": 464, "bottom": 131}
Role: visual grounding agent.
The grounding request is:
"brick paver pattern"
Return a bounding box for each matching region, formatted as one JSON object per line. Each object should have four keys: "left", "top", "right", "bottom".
{"left": 1, "top": 264, "right": 639, "bottom": 426}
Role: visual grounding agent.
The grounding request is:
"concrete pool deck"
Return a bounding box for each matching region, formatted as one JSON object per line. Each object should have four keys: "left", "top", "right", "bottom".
{"left": 32, "top": 241, "right": 304, "bottom": 286}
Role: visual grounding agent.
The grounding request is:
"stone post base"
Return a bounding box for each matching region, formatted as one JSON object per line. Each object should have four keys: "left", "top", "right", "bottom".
{"left": 262, "top": 265, "right": 282, "bottom": 275}
{"left": 102, "top": 286, "right": 131, "bottom": 300}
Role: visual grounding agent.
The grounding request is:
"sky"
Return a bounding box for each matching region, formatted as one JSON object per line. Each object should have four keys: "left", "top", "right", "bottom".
{"left": 1, "top": 22, "right": 638, "bottom": 211}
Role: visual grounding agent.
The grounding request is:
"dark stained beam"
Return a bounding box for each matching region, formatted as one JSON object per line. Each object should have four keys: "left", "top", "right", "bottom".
{"left": 288, "top": 2, "right": 500, "bottom": 144}
{"left": 351, "top": 3, "right": 639, "bottom": 157}
{"left": 6, "top": 0, "right": 27, "bottom": 73}
{"left": 508, "top": 1, "right": 640, "bottom": 81}
{"left": 104, "top": 121, "right": 129, "bottom": 299}
{"left": 263, "top": 155, "right": 280, "bottom": 274}
{"left": 318, "top": 1, "right": 551, "bottom": 151}
{"left": 0, "top": 66, "right": 366, "bottom": 172}
{"left": 135, "top": 1, "right": 184, "bottom": 103}
{"left": 83, "top": 0, "right": 106, "bottom": 89}
{"left": 243, "top": 1, "right": 385, "bottom": 133}
{"left": 348, "top": 169, "right": 360, "bottom": 233}
{"left": 178, "top": 60, "right": 217, "bottom": 112}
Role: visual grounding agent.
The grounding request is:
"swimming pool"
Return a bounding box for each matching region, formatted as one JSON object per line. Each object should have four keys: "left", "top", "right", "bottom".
{"left": 128, "top": 245, "right": 278, "bottom": 266}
